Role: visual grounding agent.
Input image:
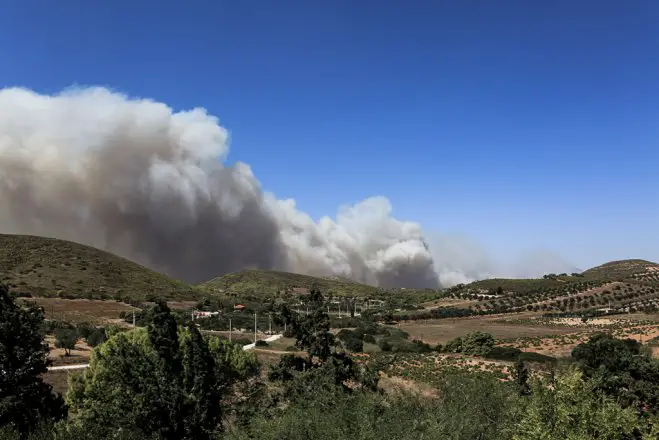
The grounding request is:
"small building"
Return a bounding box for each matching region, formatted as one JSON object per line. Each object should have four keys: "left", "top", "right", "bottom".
{"left": 192, "top": 311, "right": 219, "bottom": 319}
{"left": 234, "top": 304, "right": 246, "bottom": 312}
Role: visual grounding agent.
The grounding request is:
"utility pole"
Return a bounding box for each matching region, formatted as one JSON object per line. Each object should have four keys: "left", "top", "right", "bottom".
{"left": 132, "top": 311, "right": 136, "bottom": 327}
{"left": 269, "top": 314, "right": 272, "bottom": 334}
{"left": 254, "top": 313, "right": 257, "bottom": 343}
{"left": 229, "top": 318, "right": 232, "bottom": 342}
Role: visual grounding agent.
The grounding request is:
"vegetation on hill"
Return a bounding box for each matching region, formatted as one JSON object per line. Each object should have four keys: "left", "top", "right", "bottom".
{"left": 201, "top": 269, "right": 383, "bottom": 297}
{"left": 0, "top": 234, "right": 202, "bottom": 301}
{"left": 582, "top": 259, "right": 659, "bottom": 283}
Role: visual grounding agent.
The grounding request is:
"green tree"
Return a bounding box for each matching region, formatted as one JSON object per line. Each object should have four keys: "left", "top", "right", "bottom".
{"left": 55, "top": 328, "right": 77, "bottom": 355}
{"left": 513, "top": 369, "right": 655, "bottom": 439}
{"left": 67, "top": 303, "right": 257, "bottom": 440}
{"left": 0, "top": 284, "right": 66, "bottom": 433}
{"left": 512, "top": 358, "right": 531, "bottom": 396}
{"left": 271, "top": 285, "right": 378, "bottom": 396}
{"left": 572, "top": 333, "right": 659, "bottom": 413}
{"left": 85, "top": 327, "right": 107, "bottom": 347}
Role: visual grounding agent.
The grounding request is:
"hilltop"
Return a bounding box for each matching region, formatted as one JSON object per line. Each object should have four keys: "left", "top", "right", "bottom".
{"left": 201, "top": 269, "right": 383, "bottom": 297}
{"left": 0, "top": 234, "right": 202, "bottom": 301}
{"left": 582, "top": 259, "right": 659, "bottom": 283}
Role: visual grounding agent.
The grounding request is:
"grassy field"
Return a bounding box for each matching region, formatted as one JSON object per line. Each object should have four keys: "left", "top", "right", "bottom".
{"left": 0, "top": 234, "right": 203, "bottom": 301}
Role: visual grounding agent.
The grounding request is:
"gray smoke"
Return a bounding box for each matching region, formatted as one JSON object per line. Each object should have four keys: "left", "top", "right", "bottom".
{"left": 426, "top": 233, "right": 581, "bottom": 286}
{"left": 0, "top": 87, "right": 439, "bottom": 287}
{"left": 0, "top": 87, "right": 579, "bottom": 288}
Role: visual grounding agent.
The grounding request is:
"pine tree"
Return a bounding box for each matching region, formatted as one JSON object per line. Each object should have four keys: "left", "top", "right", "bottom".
{"left": 512, "top": 358, "right": 531, "bottom": 396}
{"left": 181, "top": 324, "right": 222, "bottom": 439}
{"left": 0, "top": 284, "right": 67, "bottom": 433}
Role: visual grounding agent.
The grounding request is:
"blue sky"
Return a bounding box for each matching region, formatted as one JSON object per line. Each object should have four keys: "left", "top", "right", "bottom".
{"left": 1, "top": 0, "right": 657, "bottom": 269}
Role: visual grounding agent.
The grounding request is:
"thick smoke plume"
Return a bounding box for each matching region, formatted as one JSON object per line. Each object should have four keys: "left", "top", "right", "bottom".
{"left": 0, "top": 87, "right": 440, "bottom": 288}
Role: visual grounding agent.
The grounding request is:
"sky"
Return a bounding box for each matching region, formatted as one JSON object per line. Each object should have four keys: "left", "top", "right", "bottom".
{"left": 0, "top": 0, "right": 657, "bottom": 272}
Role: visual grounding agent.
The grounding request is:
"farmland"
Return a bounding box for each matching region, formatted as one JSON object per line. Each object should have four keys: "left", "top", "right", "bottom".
{"left": 1, "top": 234, "right": 655, "bottom": 411}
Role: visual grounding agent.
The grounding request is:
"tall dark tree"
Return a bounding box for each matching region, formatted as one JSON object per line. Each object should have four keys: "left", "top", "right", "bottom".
{"left": 277, "top": 285, "right": 334, "bottom": 362}
{"left": 148, "top": 301, "right": 182, "bottom": 378}
{"left": 181, "top": 324, "right": 223, "bottom": 439}
{"left": 67, "top": 303, "right": 230, "bottom": 440}
{"left": 512, "top": 358, "right": 531, "bottom": 396}
{"left": 0, "top": 284, "right": 67, "bottom": 433}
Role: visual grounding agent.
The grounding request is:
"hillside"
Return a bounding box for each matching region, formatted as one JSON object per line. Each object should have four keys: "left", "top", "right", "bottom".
{"left": 582, "top": 259, "right": 659, "bottom": 283}
{"left": 443, "top": 259, "right": 659, "bottom": 315}
{"left": 0, "top": 234, "right": 202, "bottom": 301}
{"left": 201, "top": 269, "right": 383, "bottom": 297}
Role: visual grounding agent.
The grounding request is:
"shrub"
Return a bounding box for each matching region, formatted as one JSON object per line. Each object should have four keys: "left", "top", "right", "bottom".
{"left": 363, "top": 334, "right": 376, "bottom": 344}
{"left": 86, "top": 327, "right": 107, "bottom": 347}
{"left": 386, "top": 327, "right": 409, "bottom": 340}
{"left": 378, "top": 338, "right": 393, "bottom": 352}
{"left": 255, "top": 340, "right": 269, "bottom": 347}
{"left": 343, "top": 337, "right": 363, "bottom": 353}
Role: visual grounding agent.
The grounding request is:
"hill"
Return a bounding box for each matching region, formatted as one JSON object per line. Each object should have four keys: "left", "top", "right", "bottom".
{"left": 442, "top": 259, "right": 659, "bottom": 315}
{"left": 582, "top": 259, "right": 659, "bottom": 283}
{"left": 0, "top": 234, "right": 202, "bottom": 301}
{"left": 201, "top": 269, "right": 383, "bottom": 297}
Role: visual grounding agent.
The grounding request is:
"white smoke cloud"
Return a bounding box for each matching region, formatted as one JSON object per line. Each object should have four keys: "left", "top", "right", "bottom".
{"left": 0, "top": 86, "right": 578, "bottom": 289}
{"left": 0, "top": 86, "right": 440, "bottom": 288}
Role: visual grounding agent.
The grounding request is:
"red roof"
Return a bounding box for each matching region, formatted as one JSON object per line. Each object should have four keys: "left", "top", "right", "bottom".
{"left": 234, "top": 304, "right": 246, "bottom": 309}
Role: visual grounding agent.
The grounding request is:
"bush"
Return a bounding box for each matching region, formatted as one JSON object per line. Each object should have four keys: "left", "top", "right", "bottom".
{"left": 336, "top": 329, "right": 355, "bottom": 341}
{"left": 444, "top": 336, "right": 463, "bottom": 353}
{"left": 363, "top": 334, "right": 376, "bottom": 344}
{"left": 255, "top": 340, "right": 269, "bottom": 347}
{"left": 85, "top": 327, "right": 107, "bottom": 347}
{"left": 75, "top": 322, "right": 93, "bottom": 340}
{"left": 378, "top": 338, "right": 393, "bottom": 352}
{"left": 445, "top": 332, "right": 495, "bottom": 356}
{"left": 386, "top": 327, "right": 409, "bottom": 340}
{"left": 343, "top": 337, "right": 364, "bottom": 353}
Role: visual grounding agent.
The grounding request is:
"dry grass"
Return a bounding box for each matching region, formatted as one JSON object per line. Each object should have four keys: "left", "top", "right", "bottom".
{"left": 378, "top": 373, "right": 438, "bottom": 398}
{"left": 399, "top": 317, "right": 577, "bottom": 345}
{"left": 23, "top": 297, "right": 137, "bottom": 324}
{"left": 42, "top": 370, "right": 74, "bottom": 397}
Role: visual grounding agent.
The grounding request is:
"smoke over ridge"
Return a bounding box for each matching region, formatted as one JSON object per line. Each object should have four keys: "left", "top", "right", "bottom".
{"left": 0, "top": 87, "right": 442, "bottom": 287}
{"left": 0, "top": 87, "right": 577, "bottom": 288}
